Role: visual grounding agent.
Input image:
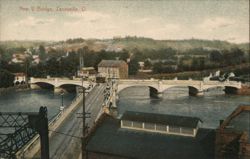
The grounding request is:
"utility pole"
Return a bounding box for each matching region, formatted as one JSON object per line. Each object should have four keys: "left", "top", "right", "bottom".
{"left": 28, "top": 106, "right": 49, "bottom": 159}
{"left": 81, "top": 77, "right": 86, "bottom": 159}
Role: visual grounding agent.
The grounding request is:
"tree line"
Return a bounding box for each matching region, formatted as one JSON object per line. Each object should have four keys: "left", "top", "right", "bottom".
{"left": 0, "top": 44, "right": 249, "bottom": 88}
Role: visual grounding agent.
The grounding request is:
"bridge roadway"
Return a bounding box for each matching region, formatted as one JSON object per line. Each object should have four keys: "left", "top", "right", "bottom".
{"left": 34, "top": 83, "right": 106, "bottom": 159}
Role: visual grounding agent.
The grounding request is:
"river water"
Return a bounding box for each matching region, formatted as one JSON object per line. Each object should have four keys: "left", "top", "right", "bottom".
{"left": 0, "top": 87, "right": 249, "bottom": 129}
{"left": 118, "top": 86, "right": 250, "bottom": 129}
{"left": 0, "top": 89, "right": 76, "bottom": 120}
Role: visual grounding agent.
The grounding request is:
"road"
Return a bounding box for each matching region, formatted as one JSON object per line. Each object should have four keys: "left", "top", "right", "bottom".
{"left": 34, "top": 83, "right": 106, "bottom": 159}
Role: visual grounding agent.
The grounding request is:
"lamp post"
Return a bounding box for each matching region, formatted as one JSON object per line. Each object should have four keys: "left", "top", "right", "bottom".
{"left": 60, "top": 90, "right": 64, "bottom": 111}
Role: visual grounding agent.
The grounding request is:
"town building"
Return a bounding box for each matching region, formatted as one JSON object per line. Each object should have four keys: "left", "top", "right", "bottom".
{"left": 11, "top": 53, "right": 27, "bottom": 64}
{"left": 138, "top": 61, "right": 144, "bottom": 70}
{"left": 77, "top": 67, "right": 96, "bottom": 78}
{"left": 98, "top": 60, "right": 128, "bottom": 79}
{"left": 86, "top": 114, "right": 215, "bottom": 159}
{"left": 215, "top": 105, "right": 250, "bottom": 158}
{"left": 32, "top": 55, "right": 40, "bottom": 64}
{"left": 13, "top": 73, "right": 27, "bottom": 85}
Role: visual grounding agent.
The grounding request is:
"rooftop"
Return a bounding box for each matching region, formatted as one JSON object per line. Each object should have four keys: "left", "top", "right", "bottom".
{"left": 86, "top": 116, "right": 215, "bottom": 159}
{"left": 98, "top": 60, "right": 127, "bottom": 67}
{"left": 13, "top": 73, "right": 26, "bottom": 76}
{"left": 121, "top": 111, "right": 202, "bottom": 128}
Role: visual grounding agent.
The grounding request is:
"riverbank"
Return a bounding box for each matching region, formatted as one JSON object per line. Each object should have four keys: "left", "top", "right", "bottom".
{"left": 133, "top": 64, "right": 250, "bottom": 81}
{"left": 238, "top": 85, "right": 250, "bottom": 95}
{"left": 0, "top": 84, "right": 30, "bottom": 95}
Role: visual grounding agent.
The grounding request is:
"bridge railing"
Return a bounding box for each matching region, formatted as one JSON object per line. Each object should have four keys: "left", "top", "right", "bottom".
{"left": 119, "top": 79, "right": 241, "bottom": 86}
{"left": 16, "top": 92, "right": 83, "bottom": 158}
{"left": 204, "top": 80, "right": 241, "bottom": 86}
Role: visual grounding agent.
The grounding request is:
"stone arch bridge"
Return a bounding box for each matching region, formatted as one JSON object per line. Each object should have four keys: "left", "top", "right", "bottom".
{"left": 116, "top": 79, "right": 242, "bottom": 97}
{"left": 29, "top": 77, "right": 242, "bottom": 97}
{"left": 30, "top": 77, "right": 91, "bottom": 93}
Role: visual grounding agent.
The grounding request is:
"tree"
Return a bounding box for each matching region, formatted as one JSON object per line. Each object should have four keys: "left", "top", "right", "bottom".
{"left": 60, "top": 51, "right": 79, "bottom": 77}
{"left": 119, "top": 49, "right": 130, "bottom": 61}
{"left": 152, "top": 62, "right": 163, "bottom": 73}
{"left": 144, "top": 60, "right": 152, "bottom": 69}
{"left": 0, "top": 69, "right": 14, "bottom": 88}
{"left": 46, "top": 57, "right": 60, "bottom": 76}
{"left": 209, "top": 50, "right": 223, "bottom": 63}
{"left": 128, "top": 58, "right": 139, "bottom": 75}
{"left": 38, "top": 45, "right": 46, "bottom": 61}
{"left": 220, "top": 48, "right": 245, "bottom": 66}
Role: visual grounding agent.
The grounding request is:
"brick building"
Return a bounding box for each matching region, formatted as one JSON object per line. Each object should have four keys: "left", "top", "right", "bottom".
{"left": 98, "top": 60, "right": 128, "bottom": 79}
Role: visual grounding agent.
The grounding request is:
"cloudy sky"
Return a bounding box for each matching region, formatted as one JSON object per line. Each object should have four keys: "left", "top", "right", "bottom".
{"left": 0, "top": 0, "right": 249, "bottom": 43}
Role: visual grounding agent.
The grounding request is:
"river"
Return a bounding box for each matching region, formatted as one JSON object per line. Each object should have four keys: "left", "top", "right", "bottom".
{"left": 118, "top": 86, "right": 250, "bottom": 129}
{"left": 0, "top": 89, "right": 76, "bottom": 120}
{"left": 0, "top": 87, "right": 249, "bottom": 129}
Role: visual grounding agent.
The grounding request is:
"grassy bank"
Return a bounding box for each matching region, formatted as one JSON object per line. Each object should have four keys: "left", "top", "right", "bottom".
{"left": 132, "top": 64, "right": 250, "bottom": 81}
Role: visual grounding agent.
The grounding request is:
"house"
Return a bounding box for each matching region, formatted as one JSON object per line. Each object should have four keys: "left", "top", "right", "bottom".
{"left": 32, "top": 55, "right": 40, "bottom": 64}
{"left": 13, "top": 73, "right": 27, "bottom": 85}
{"left": 98, "top": 60, "right": 128, "bottom": 79}
{"left": 138, "top": 61, "right": 144, "bottom": 70}
{"left": 77, "top": 67, "right": 96, "bottom": 78}
{"left": 11, "top": 53, "right": 27, "bottom": 64}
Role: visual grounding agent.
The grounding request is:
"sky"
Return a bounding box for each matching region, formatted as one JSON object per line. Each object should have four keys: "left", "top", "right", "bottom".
{"left": 0, "top": 0, "right": 249, "bottom": 43}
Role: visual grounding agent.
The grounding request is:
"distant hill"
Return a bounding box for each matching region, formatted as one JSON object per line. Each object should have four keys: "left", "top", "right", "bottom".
{"left": 0, "top": 37, "right": 249, "bottom": 53}
{"left": 0, "top": 40, "right": 53, "bottom": 49}
{"left": 110, "top": 37, "right": 249, "bottom": 52}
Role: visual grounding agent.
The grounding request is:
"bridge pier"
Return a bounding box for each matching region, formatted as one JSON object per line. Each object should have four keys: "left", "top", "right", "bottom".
{"left": 188, "top": 87, "right": 204, "bottom": 96}
{"left": 157, "top": 92, "right": 163, "bottom": 98}
{"left": 224, "top": 86, "right": 239, "bottom": 95}
{"left": 30, "top": 83, "right": 41, "bottom": 90}
{"left": 54, "top": 87, "right": 65, "bottom": 93}
{"left": 111, "top": 91, "right": 118, "bottom": 108}
{"left": 149, "top": 87, "right": 162, "bottom": 98}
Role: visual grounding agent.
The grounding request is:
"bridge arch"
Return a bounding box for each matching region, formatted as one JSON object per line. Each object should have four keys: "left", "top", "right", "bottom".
{"left": 117, "top": 85, "right": 160, "bottom": 98}
{"left": 31, "top": 82, "right": 55, "bottom": 90}
{"left": 160, "top": 85, "right": 201, "bottom": 96}
{"left": 58, "top": 84, "right": 80, "bottom": 93}
{"left": 161, "top": 85, "right": 199, "bottom": 92}
{"left": 15, "top": 81, "right": 20, "bottom": 85}
{"left": 203, "top": 85, "right": 240, "bottom": 95}
{"left": 56, "top": 83, "right": 83, "bottom": 88}
{"left": 117, "top": 84, "right": 159, "bottom": 94}
{"left": 224, "top": 86, "right": 240, "bottom": 94}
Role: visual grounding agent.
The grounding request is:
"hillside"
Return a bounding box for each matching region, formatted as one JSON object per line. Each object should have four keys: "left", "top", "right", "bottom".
{"left": 0, "top": 37, "right": 249, "bottom": 53}
{"left": 0, "top": 40, "right": 54, "bottom": 49}
{"left": 111, "top": 37, "right": 249, "bottom": 52}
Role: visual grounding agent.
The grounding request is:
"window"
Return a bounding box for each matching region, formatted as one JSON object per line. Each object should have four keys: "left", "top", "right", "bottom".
{"left": 132, "top": 121, "right": 143, "bottom": 128}
{"left": 144, "top": 123, "right": 155, "bottom": 130}
{"left": 169, "top": 126, "right": 180, "bottom": 133}
{"left": 122, "top": 120, "right": 132, "bottom": 127}
{"left": 156, "top": 124, "right": 166, "bottom": 131}
{"left": 181, "top": 127, "right": 194, "bottom": 135}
